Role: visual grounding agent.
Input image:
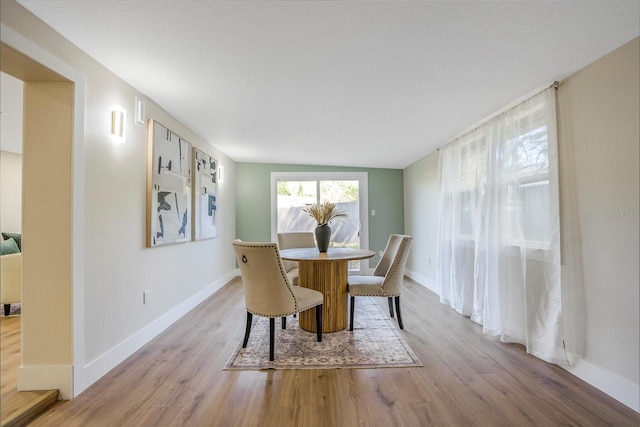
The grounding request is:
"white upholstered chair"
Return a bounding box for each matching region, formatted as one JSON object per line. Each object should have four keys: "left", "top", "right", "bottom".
{"left": 348, "top": 234, "right": 413, "bottom": 330}
{"left": 277, "top": 232, "right": 316, "bottom": 286}
{"left": 233, "top": 240, "right": 323, "bottom": 361}
{"left": 1, "top": 253, "right": 22, "bottom": 316}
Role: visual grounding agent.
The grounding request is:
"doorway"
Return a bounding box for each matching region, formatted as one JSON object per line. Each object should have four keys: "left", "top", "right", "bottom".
{"left": 0, "top": 40, "right": 78, "bottom": 399}
{"left": 0, "top": 71, "right": 24, "bottom": 406}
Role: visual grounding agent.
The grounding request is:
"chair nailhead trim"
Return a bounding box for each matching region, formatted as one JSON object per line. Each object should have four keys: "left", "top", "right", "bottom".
{"left": 349, "top": 292, "right": 400, "bottom": 297}
{"left": 381, "top": 237, "right": 411, "bottom": 292}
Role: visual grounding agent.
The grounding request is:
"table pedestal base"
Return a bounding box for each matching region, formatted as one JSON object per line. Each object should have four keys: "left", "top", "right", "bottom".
{"left": 298, "top": 260, "right": 348, "bottom": 333}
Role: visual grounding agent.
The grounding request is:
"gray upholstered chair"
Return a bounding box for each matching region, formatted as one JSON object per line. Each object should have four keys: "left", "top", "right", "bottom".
{"left": 233, "top": 240, "right": 323, "bottom": 361}
{"left": 348, "top": 234, "right": 413, "bottom": 330}
{"left": 277, "top": 232, "right": 316, "bottom": 286}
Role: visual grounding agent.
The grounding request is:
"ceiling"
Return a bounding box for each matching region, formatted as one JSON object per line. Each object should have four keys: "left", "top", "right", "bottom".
{"left": 16, "top": 1, "right": 640, "bottom": 169}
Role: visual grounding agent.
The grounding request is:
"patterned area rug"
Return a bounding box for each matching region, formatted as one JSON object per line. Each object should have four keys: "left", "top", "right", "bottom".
{"left": 224, "top": 297, "right": 422, "bottom": 370}
{"left": 0, "top": 303, "right": 21, "bottom": 317}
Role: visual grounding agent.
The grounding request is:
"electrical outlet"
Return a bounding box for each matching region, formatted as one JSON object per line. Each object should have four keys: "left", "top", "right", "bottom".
{"left": 379, "top": 250, "right": 383, "bottom": 257}
{"left": 143, "top": 290, "right": 150, "bottom": 304}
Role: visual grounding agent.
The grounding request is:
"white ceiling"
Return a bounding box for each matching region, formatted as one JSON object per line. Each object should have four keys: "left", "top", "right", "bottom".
{"left": 16, "top": 1, "right": 640, "bottom": 169}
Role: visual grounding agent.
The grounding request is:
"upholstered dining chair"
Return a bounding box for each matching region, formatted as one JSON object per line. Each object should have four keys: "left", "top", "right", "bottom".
{"left": 277, "top": 232, "right": 316, "bottom": 286}
{"left": 348, "top": 234, "right": 413, "bottom": 331}
{"left": 232, "top": 240, "right": 323, "bottom": 361}
{"left": 0, "top": 252, "right": 22, "bottom": 316}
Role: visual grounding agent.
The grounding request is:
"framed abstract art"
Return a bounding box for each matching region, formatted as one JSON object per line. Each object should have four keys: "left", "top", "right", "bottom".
{"left": 193, "top": 147, "right": 218, "bottom": 240}
{"left": 147, "top": 120, "right": 192, "bottom": 247}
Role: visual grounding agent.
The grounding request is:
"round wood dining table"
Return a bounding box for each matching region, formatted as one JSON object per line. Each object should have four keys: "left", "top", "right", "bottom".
{"left": 279, "top": 247, "right": 375, "bottom": 333}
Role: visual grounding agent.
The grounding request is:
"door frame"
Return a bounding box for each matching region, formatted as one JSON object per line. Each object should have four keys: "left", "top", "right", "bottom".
{"left": 1, "top": 23, "right": 86, "bottom": 398}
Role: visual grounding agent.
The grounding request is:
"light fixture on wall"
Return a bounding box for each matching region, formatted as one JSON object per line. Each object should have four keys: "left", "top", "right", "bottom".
{"left": 134, "top": 96, "right": 145, "bottom": 127}
{"left": 218, "top": 165, "right": 225, "bottom": 183}
{"left": 111, "top": 106, "right": 126, "bottom": 143}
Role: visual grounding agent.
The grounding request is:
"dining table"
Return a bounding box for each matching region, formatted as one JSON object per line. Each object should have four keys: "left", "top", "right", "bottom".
{"left": 279, "top": 247, "right": 375, "bottom": 333}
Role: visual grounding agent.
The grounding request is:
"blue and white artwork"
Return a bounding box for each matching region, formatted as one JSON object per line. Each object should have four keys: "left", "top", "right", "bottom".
{"left": 193, "top": 148, "right": 218, "bottom": 240}
{"left": 148, "top": 120, "right": 192, "bottom": 247}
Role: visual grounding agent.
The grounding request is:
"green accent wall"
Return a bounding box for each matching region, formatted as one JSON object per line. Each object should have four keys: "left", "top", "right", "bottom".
{"left": 236, "top": 162, "right": 404, "bottom": 265}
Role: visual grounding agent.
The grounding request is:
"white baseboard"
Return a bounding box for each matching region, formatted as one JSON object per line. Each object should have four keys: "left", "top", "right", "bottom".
{"left": 404, "top": 269, "right": 439, "bottom": 294}
{"left": 79, "top": 271, "right": 236, "bottom": 395}
{"left": 18, "top": 364, "right": 73, "bottom": 400}
{"left": 563, "top": 354, "right": 640, "bottom": 412}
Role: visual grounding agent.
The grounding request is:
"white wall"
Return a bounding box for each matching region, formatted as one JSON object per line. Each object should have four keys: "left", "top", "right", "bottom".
{"left": 403, "top": 38, "right": 640, "bottom": 411}
{"left": 0, "top": 151, "right": 22, "bottom": 234}
{"left": 0, "top": 72, "right": 23, "bottom": 234}
{"left": 403, "top": 150, "right": 439, "bottom": 293}
{"left": 0, "top": 72, "right": 23, "bottom": 154}
{"left": 2, "top": 0, "right": 238, "bottom": 396}
{"left": 556, "top": 37, "right": 639, "bottom": 410}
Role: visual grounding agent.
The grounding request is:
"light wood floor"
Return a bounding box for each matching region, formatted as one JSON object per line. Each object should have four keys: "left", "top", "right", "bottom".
{"left": 10, "top": 277, "right": 639, "bottom": 426}
{"left": 1, "top": 315, "right": 20, "bottom": 403}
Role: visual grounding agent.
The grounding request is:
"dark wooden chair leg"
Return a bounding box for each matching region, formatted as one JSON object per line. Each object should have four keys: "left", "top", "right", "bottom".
{"left": 388, "top": 297, "right": 394, "bottom": 318}
{"left": 349, "top": 296, "right": 355, "bottom": 331}
{"left": 316, "top": 304, "right": 323, "bottom": 342}
{"left": 269, "top": 317, "right": 275, "bottom": 361}
{"left": 282, "top": 316, "right": 287, "bottom": 329}
{"left": 3, "top": 304, "right": 11, "bottom": 317}
{"left": 394, "top": 296, "right": 404, "bottom": 329}
{"left": 242, "top": 311, "right": 253, "bottom": 347}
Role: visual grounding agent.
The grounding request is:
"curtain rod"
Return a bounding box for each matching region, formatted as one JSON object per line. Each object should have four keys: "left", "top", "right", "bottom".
{"left": 436, "top": 81, "right": 560, "bottom": 151}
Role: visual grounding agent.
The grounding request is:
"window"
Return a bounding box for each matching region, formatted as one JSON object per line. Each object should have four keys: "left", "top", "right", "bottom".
{"left": 270, "top": 172, "right": 369, "bottom": 273}
{"left": 505, "top": 106, "right": 552, "bottom": 246}
{"left": 458, "top": 137, "right": 486, "bottom": 239}
{"left": 438, "top": 87, "right": 565, "bottom": 364}
{"left": 454, "top": 102, "right": 554, "bottom": 248}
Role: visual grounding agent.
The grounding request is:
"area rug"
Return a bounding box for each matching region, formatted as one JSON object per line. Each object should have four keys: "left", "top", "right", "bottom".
{"left": 0, "top": 303, "right": 21, "bottom": 317}
{"left": 224, "top": 297, "right": 422, "bottom": 370}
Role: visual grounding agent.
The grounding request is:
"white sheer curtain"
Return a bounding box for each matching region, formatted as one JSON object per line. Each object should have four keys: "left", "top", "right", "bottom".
{"left": 437, "top": 87, "right": 566, "bottom": 364}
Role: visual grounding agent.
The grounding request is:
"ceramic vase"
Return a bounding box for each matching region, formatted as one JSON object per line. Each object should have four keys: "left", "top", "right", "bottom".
{"left": 315, "top": 224, "right": 331, "bottom": 252}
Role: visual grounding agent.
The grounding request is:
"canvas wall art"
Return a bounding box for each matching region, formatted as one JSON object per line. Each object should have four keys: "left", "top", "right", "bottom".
{"left": 193, "top": 147, "right": 218, "bottom": 240}
{"left": 147, "top": 120, "right": 192, "bottom": 247}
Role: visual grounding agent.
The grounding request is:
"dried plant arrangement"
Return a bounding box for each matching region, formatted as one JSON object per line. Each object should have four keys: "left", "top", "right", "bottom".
{"left": 303, "top": 201, "right": 347, "bottom": 226}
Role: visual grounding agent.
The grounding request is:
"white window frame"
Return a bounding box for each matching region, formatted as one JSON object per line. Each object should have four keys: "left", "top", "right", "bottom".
{"left": 505, "top": 105, "right": 551, "bottom": 250}
{"left": 270, "top": 171, "right": 369, "bottom": 270}
{"left": 454, "top": 103, "right": 552, "bottom": 252}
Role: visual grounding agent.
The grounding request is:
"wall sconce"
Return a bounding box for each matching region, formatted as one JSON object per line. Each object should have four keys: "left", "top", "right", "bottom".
{"left": 218, "top": 165, "right": 225, "bottom": 183}
{"left": 111, "top": 106, "right": 126, "bottom": 142}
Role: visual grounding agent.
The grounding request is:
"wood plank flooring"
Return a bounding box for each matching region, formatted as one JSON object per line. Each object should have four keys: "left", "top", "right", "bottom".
{"left": 1, "top": 316, "right": 20, "bottom": 402}
{"left": 1, "top": 390, "right": 58, "bottom": 427}
{"left": 15, "top": 277, "right": 640, "bottom": 426}
{"left": 2, "top": 312, "right": 61, "bottom": 427}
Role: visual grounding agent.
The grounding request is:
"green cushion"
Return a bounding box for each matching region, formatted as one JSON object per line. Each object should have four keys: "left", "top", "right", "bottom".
{"left": 2, "top": 233, "right": 21, "bottom": 251}
{"left": 0, "top": 238, "right": 20, "bottom": 255}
